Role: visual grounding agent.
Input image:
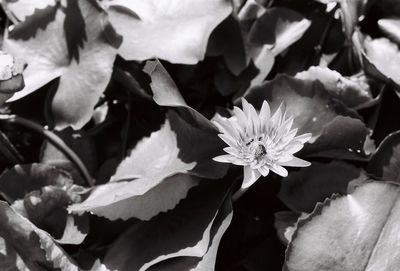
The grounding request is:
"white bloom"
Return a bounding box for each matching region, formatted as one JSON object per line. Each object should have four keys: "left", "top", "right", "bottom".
{"left": 213, "top": 98, "right": 312, "bottom": 189}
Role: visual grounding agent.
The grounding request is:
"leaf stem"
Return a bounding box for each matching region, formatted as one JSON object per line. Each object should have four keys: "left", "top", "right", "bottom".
{"left": 0, "top": 130, "right": 24, "bottom": 165}
{"left": 0, "top": 114, "right": 94, "bottom": 187}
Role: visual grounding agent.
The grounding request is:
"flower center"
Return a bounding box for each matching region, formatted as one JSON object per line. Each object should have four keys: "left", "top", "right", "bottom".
{"left": 254, "top": 142, "right": 267, "bottom": 160}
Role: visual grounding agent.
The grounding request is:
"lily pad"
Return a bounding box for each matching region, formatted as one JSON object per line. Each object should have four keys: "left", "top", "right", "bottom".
{"left": 279, "top": 161, "right": 365, "bottom": 213}
{"left": 368, "top": 130, "right": 400, "bottom": 182}
{"left": 103, "top": 179, "right": 231, "bottom": 271}
{"left": 3, "top": 0, "right": 118, "bottom": 129}
{"left": 0, "top": 200, "right": 79, "bottom": 270}
{"left": 285, "top": 181, "right": 400, "bottom": 271}
{"left": 103, "top": 0, "right": 232, "bottom": 64}
{"left": 0, "top": 163, "right": 88, "bottom": 245}
{"left": 295, "top": 66, "right": 372, "bottom": 108}
{"left": 245, "top": 74, "right": 372, "bottom": 159}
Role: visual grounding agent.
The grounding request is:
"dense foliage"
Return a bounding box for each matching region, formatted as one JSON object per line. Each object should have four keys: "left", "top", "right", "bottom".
{"left": 0, "top": 0, "right": 400, "bottom": 270}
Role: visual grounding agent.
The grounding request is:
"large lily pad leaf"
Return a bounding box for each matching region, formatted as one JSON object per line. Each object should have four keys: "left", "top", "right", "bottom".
{"left": 245, "top": 74, "right": 372, "bottom": 159}
{"left": 247, "top": 7, "right": 311, "bottom": 57}
{"left": 0, "top": 163, "right": 88, "bottom": 245}
{"left": 0, "top": 201, "right": 79, "bottom": 270}
{"left": 102, "top": 0, "right": 232, "bottom": 64}
{"left": 378, "top": 18, "right": 400, "bottom": 45}
{"left": 298, "top": 116, "right": 374, "bottom": 160}
{"left": 295, "top": 66, "right": 373, "bottom": 108}
{"left": 284, "top": 181, "right": 400, "bottom": 271}
{"left": 69, "top": 109, "right": 226, "bottom": 220}
{"left": 360, "top": 35, "right": 400, "bottom": 95}
{"left": 2, "top": 0, "right": 56, "bottom": 22}
{"left": 368, "top": 130, "right": 400, "bottom": 182}
{"left": 3, "top": 0, "right": 118, "bottom": 129}
{"left": 207, "top": 15, "right": 247, "bottom": 76}
{"left": 240, "top": 6, "right": 311, "bottom": 87}
{"left": 144, "top": 60, "right": 228, "bottom": 176}
{"left": 147, "top": 196, "right": 233, "bottom": 271}
{"left": 102, "top": 179, "right": 231, "bottom": 271}
{"left": 274, "top": 211, "right": 300, "bottom": 245}
{"left": 143, "top": 60, "right": 187, "bottom": 107}
{"left": 69, "top": 60, "right": 227, "bottom": 221}
{"left": 279, "top": 161, "right": 365, "bottom": 213}
{"left": 69, "top": 173, "right": 199, "bottom": 221}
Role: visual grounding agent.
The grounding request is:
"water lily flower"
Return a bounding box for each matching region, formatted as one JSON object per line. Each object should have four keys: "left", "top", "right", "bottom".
{"left": 213, "top": 98, "right": 312, "bottom": 189}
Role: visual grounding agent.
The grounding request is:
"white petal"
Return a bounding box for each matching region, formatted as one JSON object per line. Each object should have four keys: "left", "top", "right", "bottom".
{"left": 258, "top": 166, "right": 270, "bottom": 177}
{"left": 293, "top": 133, "right": 312, "bottom": 144}
{"left": 242, "top": 98, "right": 258, "bottom": 121}
{"left": 270, "top": 164, "right": 288, "bottom": 177}
{"left": 233, "top": 106, "right": 248, "bottom": 129}
{"left": 231, "top": 159, "right": 247, "bottom": 166}
{"left": 281, "top": 116, "right": 294, "bottom": 134}
{"left": 259, "top": 100, "right": 271, "bottom": 123}
{"left": 242, "top": 166, "right": 262, "bottom": 189}
{"left": 284, "top": 128, "right": 298, "bottom": 142}
{"left": 285, "top": 141, "right": 304, "bottom": 154}
{"left": 218, "top": 134, "right": 237, "bottom": 147}
{"left": 213, "top": 154, "right": 234, "bottom": 163}
{"left": 277, "top": 153, "right": 294, "bottom": 163}
{"left": 213, "top": 118, "right": 239, "bottom": 139}
{"left": 270, "top": 103, "right": 283, "bottom": 126}
{"left": 279, "top": 156, "right": 311, "bottom": 167}
{"left": 223, "top": 146, "right": 240, "bottom": 156}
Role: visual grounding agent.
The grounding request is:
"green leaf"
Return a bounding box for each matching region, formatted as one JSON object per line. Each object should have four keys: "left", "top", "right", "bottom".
{"left": 368, "top": 130, "right": 400, "bottom": 182}
{"left": 295, "top": 66, "right": 373, "bottom": 108}
{"left": 0, "top": 163, "right": 89, "bottom": 245}
{"left": 102, "top": 179, "right": 231, "bottom": 271}
{"left": 360, "top": 35, "right": 400, "bottom": 96}
{"left": 103, "top": 0, "right": 232, "bottom": 64}
{"left": 245, "top": 74, "right": 372, "bottom": 159}
{"left": 63, "top": 0, "right": 87, "bottom": 62}
{"left": 69, "top": 108, "right": 227, "bottom": 220}
{"left": 8, "top": 3, "right": 58, "bottom": 41}
{"left": 279, "top": 161, "right": 365, "bottom": 213}
{"left": 244, "top": 7, "right": 311, "bottom": 87}
{"left": 285, "top": 181, "right": 400, "bottom": 271}
{"left": 207, "top": 15, "right": 247, "bottom": 76}
{"left": 147, "top": 197, "right": 233, "bottom": 271}
{"left": 3, "top": 0, "right": 56, "bottom": 22}
{"left": 3, "top": 0, "right": 117, "bottom": 129}
{"left": 378, "top": 18, "right": 400, "bottom": 45}
{"left": 0, "top": 201, "right": 79, "bottom": 270}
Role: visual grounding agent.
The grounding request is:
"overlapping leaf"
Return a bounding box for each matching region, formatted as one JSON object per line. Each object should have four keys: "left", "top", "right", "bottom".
{"left": 102, "top": 179, "right": 231, "bottom": 271}
{"left": 238, "top": 4, "right": 311, "bottom": 87}
{"left": 0, "top": 201, "right": 79, "bottom": 270}
{"left": 102, "top": 0, "right": 232, "bottom": 64}
{"left": 358, "top": 34, "right": 400, "bottom": 97}
{"left": 70, "top": 59, "right": 228, "bottom": 221}
{"left": 69, "top": 110, "right": 225, "bottom": 220}
{"left": 285, "top": 181, "right": 400, "bottom": 271}
{"left": 368, "top": 130, "right": 400, "bottom": 182}
{"left": 279, "top": 161, "right": 365, "bottom": 213}
{"left": 245, "top": 74, "right": 373, "bottom": 159}
{"left": 0, "top": 163, "right": 89, "bottom": 245}
{"left": 378, "top": 18, "right": 400, "bottom": 45}
{"left": 3, "top": 0, "right": 118, "bottom": 129}
{"left": 295, "top": 66, "right": 373, "bottom": 108}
